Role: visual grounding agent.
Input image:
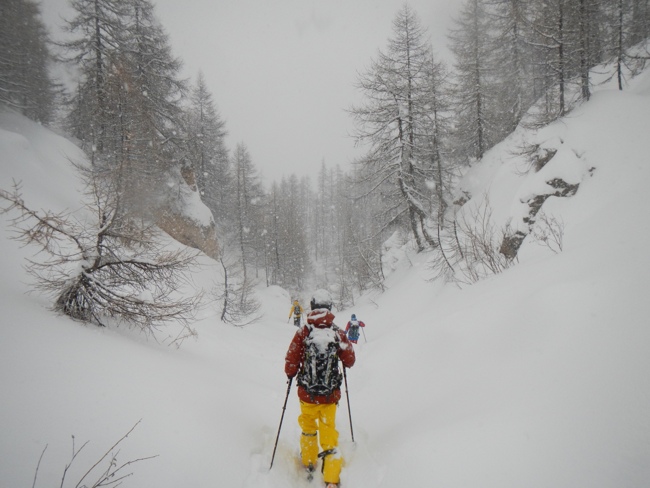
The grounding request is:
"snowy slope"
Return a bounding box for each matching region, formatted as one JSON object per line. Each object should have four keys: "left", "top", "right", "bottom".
{"left": 2, "top": 64, "right": 650, "bottom": 488}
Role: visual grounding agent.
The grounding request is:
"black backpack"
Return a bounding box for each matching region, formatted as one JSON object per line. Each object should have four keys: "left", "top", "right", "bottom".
{"left": 349, "top": 320, "right": 360, "bottom": 335}
{"left": 297, "top": 325, "right": 342, "bottom": 398}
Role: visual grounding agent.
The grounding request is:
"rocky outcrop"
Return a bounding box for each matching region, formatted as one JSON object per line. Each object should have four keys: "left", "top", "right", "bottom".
{"left": 156, "top": 166, "right": 220, "bottom": 260}
{"left": 499, "top": 141, "right": 590, "bottom": 260}
{"left": 156, "top": 212, "right": 220, "bottom": 260}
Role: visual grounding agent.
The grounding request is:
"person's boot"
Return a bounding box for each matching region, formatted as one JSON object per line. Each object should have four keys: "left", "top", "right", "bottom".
{"left": 320, "top": 449, "right": 342, "bottom": 488}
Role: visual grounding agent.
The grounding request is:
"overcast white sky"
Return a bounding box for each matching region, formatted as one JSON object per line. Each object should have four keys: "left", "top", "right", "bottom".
{"left": 41, "top": 0, "right": 461, "bottom": 180}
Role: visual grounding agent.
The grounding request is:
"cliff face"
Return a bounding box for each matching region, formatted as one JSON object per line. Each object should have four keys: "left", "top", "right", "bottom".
{"left": 156, "top": 165, "right": 220, "bottom": 260}
{"left": 157, "top": 211, "right": 220, "bottom": 260}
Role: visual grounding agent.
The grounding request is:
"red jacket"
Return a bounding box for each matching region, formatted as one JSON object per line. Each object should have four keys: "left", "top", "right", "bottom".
{"left": 345, "top": 320, "right": 365, "bottom": 332}
{"left": 285, "top": 309, "right": 356, "bottom": 404}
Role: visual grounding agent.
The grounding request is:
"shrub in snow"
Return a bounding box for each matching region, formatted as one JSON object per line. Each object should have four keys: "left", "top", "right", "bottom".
{"left": 0, "top": 174, "right": 201, "bottom": 340}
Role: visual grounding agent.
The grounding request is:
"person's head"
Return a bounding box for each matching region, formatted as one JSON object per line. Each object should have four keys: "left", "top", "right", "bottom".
{"left": 307, "top": 308, "right": 335, "bottom": 328}
{"left": 293, "top": 299, "right": 299, "bottom": 305}
{"left": 351, "top": 314, "right": 356, "bottom": 321}
{"left": 310, "top": 289, "right": 332, "bottom": 311}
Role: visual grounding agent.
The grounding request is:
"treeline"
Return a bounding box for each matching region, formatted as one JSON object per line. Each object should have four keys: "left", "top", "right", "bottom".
{"left": 349, "top": 0, "right": 650, "bottom": 260}
{"left": 0, "top": 0, "right": 58, "bottom": 124}
{"left": 1, "top": 0, "right": 649, "bottom": 315}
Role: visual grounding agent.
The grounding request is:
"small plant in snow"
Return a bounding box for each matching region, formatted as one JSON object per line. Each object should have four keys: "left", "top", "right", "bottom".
{"left": 213, "top": 245, "right": 261, "bottom": 327}
{"left": 430, "top": 196, "right": 513, "bottom": 284}
{"left": 32, "top": 421, "right": 156, "bottom": 488}
{"left": 531, "top": 211, "right": 565, "bottom": 254}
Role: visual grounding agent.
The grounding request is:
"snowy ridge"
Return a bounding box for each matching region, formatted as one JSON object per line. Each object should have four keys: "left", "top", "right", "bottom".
{"left": 2, "top": 63, "right": 650, "bottom": 488}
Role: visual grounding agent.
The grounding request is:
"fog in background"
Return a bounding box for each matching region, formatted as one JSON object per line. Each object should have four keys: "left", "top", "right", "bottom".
{"left": 40, "top": 0, "right": 461, "bottom": 179}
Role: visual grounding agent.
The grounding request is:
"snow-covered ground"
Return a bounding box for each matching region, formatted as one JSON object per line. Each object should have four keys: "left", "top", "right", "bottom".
{"left": 2, "top": 65, "right": 650, "bottom": 487}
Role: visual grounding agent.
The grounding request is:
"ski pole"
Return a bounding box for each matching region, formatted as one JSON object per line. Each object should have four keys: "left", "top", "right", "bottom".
{"left": 270, "top": 377, "right": 293, "bottom": 470}
{"left": 361, "top": 326, "right": 367, "bottom": 343}
{"left": 342, "top": 366, "right": 355, "bottom": 443}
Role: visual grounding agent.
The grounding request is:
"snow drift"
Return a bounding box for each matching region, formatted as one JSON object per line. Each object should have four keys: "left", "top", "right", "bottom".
{"left": 1, "top": 63, "right": 650, "bottom": 488}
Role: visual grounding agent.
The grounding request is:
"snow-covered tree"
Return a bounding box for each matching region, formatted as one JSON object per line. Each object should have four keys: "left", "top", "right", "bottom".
{"left": 524, "top": 0, "right": 599, "bottom": 119}
{"left": 64, "top": 0, "right": 189, "bottom": 222}
{"left": 448, "top": 0, "right": 499, "bottom": 161}
{"left": 0, "top": 0, "right": 57, "bottom": 125}
{"left": 185, "top": 72, "right": 230, "bottom": 222}
{"left": 63, "top": 0, "right": 127, "bottom": 154}
{"left": 602, "top": 0, "right": 650, "bottom": 90}
{"left": 114, "top": 0, "right": 188, "bottom": 219}
{"left": 232, "top": 143, "right": 264, "bottom": 282}
{"left": 422, "top": 52, "right": 455, "bottom": 224}
{"left": 485, "top": 0, "right": 538, "bottom": 131}
{"left": 350, "top": 4, "right": 437, "bottom": 251}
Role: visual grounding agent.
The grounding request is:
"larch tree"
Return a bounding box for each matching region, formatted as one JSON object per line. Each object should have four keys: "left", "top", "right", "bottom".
{"left": 0, "top": 0, "right": 57, "bottom": 125}
{"left": 422, "top": 51, "right": 455, "bottom": 225}
{"left": 628, "top": 0, "right": 650, "bottom": 45}
{"left": 185, "top": 72, "right": 231, "bottom": 223}
{"left": 350, "top": 4, "right": 437, "bottom": 251}
{"left": 448, "top": 0, "right": 497, "bottom": 161}
{"left": 280, "top": 174, "right": 310, "bottom": 291}
{"left": 263, "top": 181, "right": 284, "bottom": 287}
{"left": 486, "top": 0, "right": 538, "bottom": 131}
{"left": 216, "top": 140, "right": 263, "bottom": 326}
{"left": 64, "top": 0, "right": 189, "bottom": 222}
{"left": 115, "top": 0, "right": 188, "bottom": 220}
{"left": 63, "top": 0, "right": 127, "bottom": 155}
{"left": 346, "top": 168, "right": 387, "bottom": 293}
{"left": 603, "top": 0, "right": 650, "bottom": 91}
{"left": 232, "top": 142, "right": 264, "bottom": 283}
{"left": 526, "top": 0, "right": 587, "bottom": 119}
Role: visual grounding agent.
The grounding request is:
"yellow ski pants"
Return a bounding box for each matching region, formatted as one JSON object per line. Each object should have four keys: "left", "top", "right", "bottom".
{"left": 298, "top": 401, "right": 343, "bottom": 484}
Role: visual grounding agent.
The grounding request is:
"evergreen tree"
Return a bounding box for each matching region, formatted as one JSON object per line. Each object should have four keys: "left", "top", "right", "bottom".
{"left": 422, "top": 51, "right": 455, "bottom": 224}
{"left": 314, "top": 160, "right": 328, "bottom": 263}
{"left": 117, "top": 0, "right": 187, "bottom": 218}
{"left": 628, "top": 0, "right": 650, "bottom": 45}
{"left": 216, "top": 143, "right": 263, "bottom": 325}
{"left": 350, "top": 4, "right": 437, "bottom": 251}
{"left": 0, "top": 0, "right": 57, "bottom": 124}
{"left": 345, "top": 167, "right": 387, "bottom": 293}
{"left": 232, "top": 142, "right": 264, "bottom": 282}
{"left": 603, "top": 0, "right": 650, "bottom": 90}
{"left": 63, "top": 0, "right": 127, "bottom": 154}
{"left": 486, "top": 0, "right": 538, "bottom": 131}
{"left": 281, "top": 174, "right": 310, "bottom": 290}
{"left": 264, "top": 181, "right": 284, "bottom": 286}
{"left": 526, "top": 0, "right": 590, "bottom": 119}
{"left": 448, "top": 0, "right": 497, "bottom": 161}
{"left": 185, "top": 72, "right": 230, "bottom": 222}
{"left": 64, "top": 0, "right": 188, "bottom": 222}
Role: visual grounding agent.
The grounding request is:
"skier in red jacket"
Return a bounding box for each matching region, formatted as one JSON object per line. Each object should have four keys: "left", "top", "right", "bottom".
{"left": 285, "top": 290, "right": 355, "bottom": 488}
{"left": 344, "top": 314, "right": 366, "bottom": 344}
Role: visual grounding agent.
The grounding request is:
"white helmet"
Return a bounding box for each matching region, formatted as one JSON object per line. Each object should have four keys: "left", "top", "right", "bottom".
{"left": 310, "top": 289, "right": 332, "bottom": 310}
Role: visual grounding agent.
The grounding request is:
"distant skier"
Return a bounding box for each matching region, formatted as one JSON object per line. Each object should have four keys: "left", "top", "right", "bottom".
{"left": 345, "top": 314, "right": 366, "bottom": 344}
{"left": 288, "top": 299, "right": 304, "bottom": 327}
{"left": 285, "top": 290, "right": 355, "bottom": 488}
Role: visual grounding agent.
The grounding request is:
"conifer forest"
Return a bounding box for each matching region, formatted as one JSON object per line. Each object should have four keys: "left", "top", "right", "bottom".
{"left": 1, "top": 0, "right": 649, "bottom": 319}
